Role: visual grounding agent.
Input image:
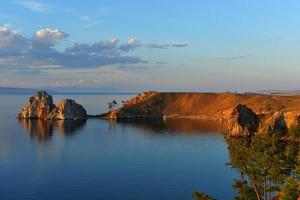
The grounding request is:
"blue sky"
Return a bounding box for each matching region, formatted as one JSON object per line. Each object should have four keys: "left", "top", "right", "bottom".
{"left": 1, "top": 0, "right": 300, "bottom": 92}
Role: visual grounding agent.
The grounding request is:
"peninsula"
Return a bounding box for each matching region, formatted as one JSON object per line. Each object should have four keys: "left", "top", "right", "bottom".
{"left": 103, "top": 91, "right": 300, "bottom": 137}
{"left": 18, "top": 91, "right": 300, "bottom": 137}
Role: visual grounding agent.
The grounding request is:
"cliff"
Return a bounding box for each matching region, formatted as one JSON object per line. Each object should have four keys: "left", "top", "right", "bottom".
{"left": 18, "top": 91, "right": 87, "bottom": 120}
{"left": 18, "top": 91, "right": 56, "bottom": 119}
{"left": 104, "top": 91, "right": 300, "bottom": 135}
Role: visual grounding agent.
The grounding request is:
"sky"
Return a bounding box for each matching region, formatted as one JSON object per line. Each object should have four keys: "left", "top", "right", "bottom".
{"left": 1, "top": 0, "right": 300, "bottom": 92}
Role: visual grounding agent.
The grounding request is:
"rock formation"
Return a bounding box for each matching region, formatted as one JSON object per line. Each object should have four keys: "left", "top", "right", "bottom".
{"left": 258, "top": 112, "right": 288, "bottom": 135}
{"left": 228, "top": 104, "right": 259, "bottom": 137}
{"left": 47, "top": 99, "right": 87, "bottom": 120}
{"left": 122, "top": 91, "right": 157, "bottom": 107}
{"left": 18, "top": 92, "right": 87, "bottom": 121}
{"left": 18, "top": 91, "right": 56, "bottom": 119}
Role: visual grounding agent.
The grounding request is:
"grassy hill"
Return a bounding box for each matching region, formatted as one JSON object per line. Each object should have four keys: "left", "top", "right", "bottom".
{"left": 114, "top": 92, "right": 300, "bottom": 120}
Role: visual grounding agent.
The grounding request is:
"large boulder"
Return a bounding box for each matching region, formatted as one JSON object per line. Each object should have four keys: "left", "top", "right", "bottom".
{"left": 228, "top": 104, "right": 259, "bottom": 137}
{"left": 258, "top": 112, "right": 288, "bottom": 135}
{"left": 47, "top": 99, "right": 87, "bottom": 120}
{"left": 18, "top": 91, "right": 56, "bottom": 119}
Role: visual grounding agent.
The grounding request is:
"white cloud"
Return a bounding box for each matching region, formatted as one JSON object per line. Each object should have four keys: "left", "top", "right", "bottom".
{"left": 0, "top": 26, "right": 144, "bottom": 70}
{"left": 80, "top": 16, "right": 103, "bottom": 29}
{"left": 13, "top": 0, "right": 50, "bottom": 13}
{"left": 128, "top": 38, "right": 140, "bottom": 45}
{"left": 218, "top": 55, "right": 251, "bottom": 61}
{"left": 0, "top": 26, "right": 186, "bottom": 72}
{"left": 66, "top": 38, "right": 119, "bottom": 56}
{"left": 119, "top": 38, "right": 142, "bottom": 52}
{"left": 32, "top": 28, "right": 69, "bottom": 49}
{"left": 0, "top": 26, "right": 29, "bottom": 54}
{"left": 145, "top": 43, "right": 188, "bottom": 49}
{"left": 145, "top": 43, "right": 169, "bottom": 49}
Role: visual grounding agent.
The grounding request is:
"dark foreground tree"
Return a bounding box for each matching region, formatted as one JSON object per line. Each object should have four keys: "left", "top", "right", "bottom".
{"left": 280, "top": 176, "right": 300, "bottom": 200}
{"left": 227, "top": 134, "right": 300, "bottom": 200}
{"left": 192, "top": 191, "right": 216, "bottom": 200}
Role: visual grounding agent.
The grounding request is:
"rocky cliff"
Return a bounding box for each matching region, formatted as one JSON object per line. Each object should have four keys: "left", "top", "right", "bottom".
{"left": 228, "top": 104, "right": 259, "bottom": 137}
{"left": 18, "top": 91, "right": 56, "bottom": 119}
{"left": 103, "top": 91, "right": 300, "bottom": 135}
{"left": 18, "top": 91, "right": 87, "bottom": 120}
{"left": 47, "top": 99, "right": 87, "bottom": 120}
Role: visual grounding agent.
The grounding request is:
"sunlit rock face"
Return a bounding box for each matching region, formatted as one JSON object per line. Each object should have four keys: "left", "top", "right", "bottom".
{"left": 47, "top": 99, "right": 87, "bottom": 120}
{"left": 284, "top": 112, "right": 300, "bottom": 128}
{"left": 18, "top": 91, "right": 56, "bottom": 119}
{"left": 228, "top": 104, "right": 259, "bottom": 137}
{"left": 259, "top": 112, "right": 288, "bottom": 135}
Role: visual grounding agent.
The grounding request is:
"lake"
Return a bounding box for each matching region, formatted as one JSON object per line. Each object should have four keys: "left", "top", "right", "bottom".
{"left": 0, "top": 94, "right": 238, "bottom": 200}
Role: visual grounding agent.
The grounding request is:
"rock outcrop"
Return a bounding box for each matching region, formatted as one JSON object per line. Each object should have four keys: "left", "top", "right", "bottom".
{"left": 258, "top": 112, "right": 288, "bottom": 135}
{"left": 47, "top": 99, "right": 87, "bottom": 120}
{"left": 228, "top": 104, "right": 259, "bottom": 137}
{"left": 122, "top": 91, "right": 157, "bottom": 107}
{"left": 18, "top": 91, "right": 56, "bottom": 119}
{"left": 18, "top": 92, "right": 87, "bottom": 121}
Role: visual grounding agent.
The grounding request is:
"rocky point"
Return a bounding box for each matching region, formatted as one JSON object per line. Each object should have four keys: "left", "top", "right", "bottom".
{"left": 18, "top": 91, "right": 56, "bottom": 119}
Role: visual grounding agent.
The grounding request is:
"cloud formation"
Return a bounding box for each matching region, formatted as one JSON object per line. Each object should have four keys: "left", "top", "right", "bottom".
{"left": 79, "top": 16, "right": 103, "bottom": 29}
{"left": 145, "top": 43, "right": 169, "bottom": 49}
{"left": 66, "top": 38, "right": 119, "bottom": 55}
{"left": 172, "top": 43, "right": 188, "bottom": 48}
{"left": 0, "top": 27, "right": 145, "bottom": 70}
{"left": 32, "top": 28, "right": 68, "bottom": 49}
{"left": 0, "top": 26, "right": 188, "bottom": 74}
{"left": 145, "top": 43, "right": 188, "bottom": 49}
{"left": 119, "top": 38, "right": 142, "bottom": 52}
{"left": 218, "top": 55, "right": 251, "bottom": 61}
{"left": 0, "top": 26, "right": 29, "bottom": 56}
{"left": 13, "top": 0, "right": 50, "bottom": 13}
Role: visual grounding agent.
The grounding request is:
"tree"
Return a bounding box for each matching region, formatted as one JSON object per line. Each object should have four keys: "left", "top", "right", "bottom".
{"left": 280, "top": 176, "right": 300, "bottom": 200}
{"left": 108, "top": 99, "right": 118, "bottom": 111}
{"left": 232, "top": 179, "right": 257, "bottom": 200}
{"left": 192, "top": 192, "right": 215, "bottom": 200}
{"left": 288, "top": 125, "right": 300, "bottom": 139}
{"left": 227, "top": 135, "right": 299, "bottom": 200}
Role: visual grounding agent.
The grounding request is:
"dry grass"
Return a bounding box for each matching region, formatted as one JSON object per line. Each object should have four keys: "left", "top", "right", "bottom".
{"left": 118, "top": 92, "right": 300, "bottom": 119}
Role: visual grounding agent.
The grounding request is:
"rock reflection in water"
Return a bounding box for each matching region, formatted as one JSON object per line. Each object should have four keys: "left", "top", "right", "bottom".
{"left": 19, "top": 119, "right": 86, "bottom": 143}
{"left": 19, "top": 119, "right": 54, "bottom": 142}
{"left": 116, "top": 118, "right": 227, "bottom": 134}
{"left": 53, "top": 120, "right": 86, "bottom": 136}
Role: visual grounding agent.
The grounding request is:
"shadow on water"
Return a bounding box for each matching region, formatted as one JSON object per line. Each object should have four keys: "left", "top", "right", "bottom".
{"left": 114, "top": 117, "right": 227, "bottom": 135}
{"left": 19, "top": 119, "right": 86, "bottom": 143}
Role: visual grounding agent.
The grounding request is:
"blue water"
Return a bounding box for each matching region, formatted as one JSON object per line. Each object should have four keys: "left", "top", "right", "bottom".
{"left": 0, "top": 94, "right": 237, "bottom": 200}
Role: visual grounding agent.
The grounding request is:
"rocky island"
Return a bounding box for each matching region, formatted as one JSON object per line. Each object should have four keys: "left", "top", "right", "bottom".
{"left": 18, "top": 91, "right": 87, "bottom": 120}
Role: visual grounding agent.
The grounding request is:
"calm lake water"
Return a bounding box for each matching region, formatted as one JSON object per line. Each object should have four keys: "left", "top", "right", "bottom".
{"left": 0, "top": 94, "right": 238, "bottom": 200}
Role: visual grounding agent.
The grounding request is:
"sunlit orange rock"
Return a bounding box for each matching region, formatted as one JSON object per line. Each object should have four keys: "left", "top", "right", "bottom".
{"left": 18, "top": 91, "right": 56, "bottom": 119}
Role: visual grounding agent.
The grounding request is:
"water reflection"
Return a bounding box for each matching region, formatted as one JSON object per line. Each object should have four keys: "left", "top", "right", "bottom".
{"left": 19, "top": 119, "right": 54, "bottom": 142}
{"left": 19, "top": 119, "right": 86, "bottom": 143}
{"left": 53, "top": 120, "right": 86, "bottom": 136}
{"left": 116, "top": 118, "right": 227, "bottom": 134}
